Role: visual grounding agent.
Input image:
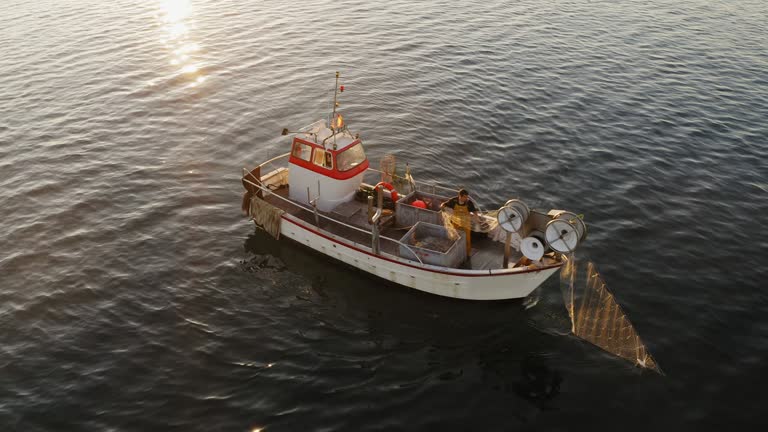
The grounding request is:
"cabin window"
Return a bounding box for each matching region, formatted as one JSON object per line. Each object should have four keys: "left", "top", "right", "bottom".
{"left": 292, "top": 141, "right": 312, "bottom": 161}
{"left": 312, "top": 148, "right": 333, "bottom": 169}
{"left": 336, "top": 142, "right": 366, "bottom": 171}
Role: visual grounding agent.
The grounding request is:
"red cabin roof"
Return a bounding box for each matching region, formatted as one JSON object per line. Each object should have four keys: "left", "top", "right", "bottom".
{"left": 289, "top": 137, "right": 369, "bottom": 180}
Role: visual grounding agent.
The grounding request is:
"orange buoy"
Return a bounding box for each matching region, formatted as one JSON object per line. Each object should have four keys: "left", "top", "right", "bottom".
{"left": 374, "top": 182, "right": 399, "bottom": 202}
{"left": 412, "top": 199, "right": 427, "bottom": 209}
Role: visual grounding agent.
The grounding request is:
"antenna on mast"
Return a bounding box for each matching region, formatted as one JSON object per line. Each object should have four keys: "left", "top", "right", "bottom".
{"left": 327, "top": 72, "right": 348, "bottom": 150}
{"left": 332, "top": 71, "right": 340, "bottom": 121}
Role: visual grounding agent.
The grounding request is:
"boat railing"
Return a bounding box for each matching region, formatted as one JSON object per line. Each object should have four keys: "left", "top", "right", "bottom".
{"left": 257, "top": 152, "right": 291, "bottom": 171}
{"left": 298, "top": 119, "right": 325, "bottom": 133}
{"left": 241, "top": 174, "right": 425, "bottom": 266}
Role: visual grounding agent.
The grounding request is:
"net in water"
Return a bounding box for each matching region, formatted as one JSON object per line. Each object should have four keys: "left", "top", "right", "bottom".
{"left": 560, "top": 255, "right": 662, "bottom": 374}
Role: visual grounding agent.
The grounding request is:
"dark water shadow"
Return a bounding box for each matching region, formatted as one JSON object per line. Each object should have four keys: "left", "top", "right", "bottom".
{"left": 242, "top": 227, "right": 567, "bottom": 412}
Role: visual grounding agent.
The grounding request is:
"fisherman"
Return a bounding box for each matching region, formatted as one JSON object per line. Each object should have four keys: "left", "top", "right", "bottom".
{"left": 440, "top": 189, "right": 477, "bottom": 257}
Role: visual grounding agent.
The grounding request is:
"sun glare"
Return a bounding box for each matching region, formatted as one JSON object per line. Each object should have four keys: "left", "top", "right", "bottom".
{"left": 160, "top": 0, "right": 191, "bottom": 23}
{"left": 157, "top": 0, "right": 207, "bottom": 89}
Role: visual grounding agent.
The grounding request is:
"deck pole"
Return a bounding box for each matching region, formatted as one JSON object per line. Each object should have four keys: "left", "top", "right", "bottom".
{"left": 503, "top": 232, "right": 512, "bottom": 268}
{"left": 308, "top": 187, "right": 320, "bottom": 227}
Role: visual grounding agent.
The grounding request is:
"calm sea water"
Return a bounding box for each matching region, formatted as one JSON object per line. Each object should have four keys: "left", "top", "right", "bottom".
{"left": 1, "top": 0, "right": 767, "bottom": 430}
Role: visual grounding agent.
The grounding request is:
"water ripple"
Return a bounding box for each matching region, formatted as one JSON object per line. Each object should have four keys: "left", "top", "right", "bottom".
{"left": 1, "top": 0, "right": 767, "bottom": 430}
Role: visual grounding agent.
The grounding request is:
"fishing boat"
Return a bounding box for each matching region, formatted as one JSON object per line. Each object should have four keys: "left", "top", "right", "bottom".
{"left": 241, "top": 73, "right": 587, "bottom": 300}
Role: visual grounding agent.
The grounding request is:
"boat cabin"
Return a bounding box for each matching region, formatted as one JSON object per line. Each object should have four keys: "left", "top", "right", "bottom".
{"left": 287, "top": 122, "right": 369, "bottom": 212}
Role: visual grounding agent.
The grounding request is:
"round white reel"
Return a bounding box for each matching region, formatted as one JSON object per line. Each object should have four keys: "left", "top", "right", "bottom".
{"left": 496, "top": 199, "right": 530, "bottom": 233}
{"left": 545, "top": 218, "right": 583, "bottom": 254}
{"left": 553, "top": 211, "right": 588, "bottom": 242}
{"left": 521, "top": 236, "right": 545, "bottom": 261}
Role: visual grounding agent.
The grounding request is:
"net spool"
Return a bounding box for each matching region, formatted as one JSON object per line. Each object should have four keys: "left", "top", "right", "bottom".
{"left": 554, "top": 211, "right": 588, "bottom": 242}
{"left": 527, "top": 229, "right": 546, "bottom": 246}
{"left": 497, "top": 199, "right": 530, "bottom": 233}
{"left": 545, "top": 216, "right": 585, "bottom": 254}
{"left": 521, "top": 236, "right": 545, "bottom": 261}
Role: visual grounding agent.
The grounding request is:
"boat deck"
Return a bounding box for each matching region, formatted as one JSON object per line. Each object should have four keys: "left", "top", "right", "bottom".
{"left": 261, "top": 185, "right": 525, "bottom": 271}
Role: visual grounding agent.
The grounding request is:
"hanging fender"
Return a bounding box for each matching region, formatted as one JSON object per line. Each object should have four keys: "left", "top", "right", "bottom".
{"left": 374, "top": 182, "right": 399, "bottom": 203}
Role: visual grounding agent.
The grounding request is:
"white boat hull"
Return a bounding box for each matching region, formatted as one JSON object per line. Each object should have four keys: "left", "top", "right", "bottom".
{"left": 278, "top": 214, "right": 561, "bottom": 300}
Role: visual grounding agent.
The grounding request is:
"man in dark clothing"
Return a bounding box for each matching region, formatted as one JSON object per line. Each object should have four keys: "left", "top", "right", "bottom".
{"left": 440, "top": 189, "right": 477, "bottom": 256}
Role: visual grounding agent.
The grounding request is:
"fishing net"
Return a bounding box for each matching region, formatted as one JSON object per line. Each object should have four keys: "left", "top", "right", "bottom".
{"left": 440, "top": 210, "right": 460, "bottom": 240}
{"left": 379, "top": 154, "right": 396, "bottom": 184}
{"left": 437, "top": 207, "right": 515, "bottom": 245}
{"left": 476, "top": 209, "right": 516, "bottom": 244}
{"left": 560, "top": 255, "right": 662, "bottom": 373}
{"left": 249, "top": 197, "right": 285, "bottom": 240}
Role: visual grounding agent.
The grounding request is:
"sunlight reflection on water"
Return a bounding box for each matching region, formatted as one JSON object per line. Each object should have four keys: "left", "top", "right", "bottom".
{"left": 158, "top": 0, "right": 206, "bottom": 89}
